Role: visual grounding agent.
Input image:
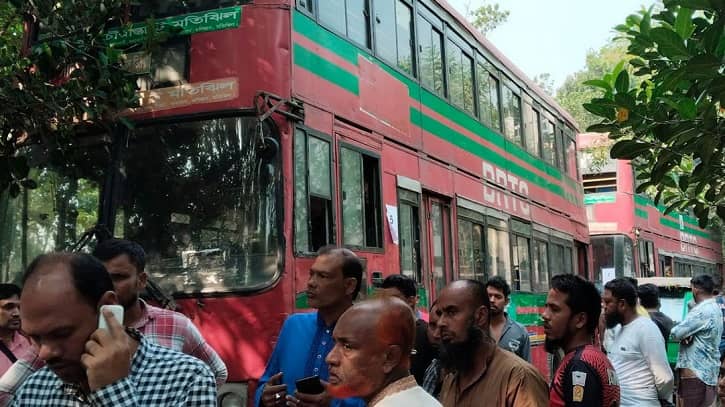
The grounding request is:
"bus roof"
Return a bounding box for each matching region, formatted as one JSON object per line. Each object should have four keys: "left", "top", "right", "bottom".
{"left": 433, "top": 0, "right": 579, "bottom": 130}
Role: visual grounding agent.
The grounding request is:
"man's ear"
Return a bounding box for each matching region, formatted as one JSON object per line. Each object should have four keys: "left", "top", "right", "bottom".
{"left": 383, "top": 345, "right": 403, "bottom": 374}
{"left": 97, "top": 291, "right": 119, "bottom": 309}
{"left": 137, "top": 271, "right": 148, "bottom": 290}
{"left": 573, "top": 312, "right": 587, "bottom": 330}
{"left": 474, "top": 305, "right": 489, "bottom": 329}
{"left": 344, "top": 277, "right": 357, "bottom": 298}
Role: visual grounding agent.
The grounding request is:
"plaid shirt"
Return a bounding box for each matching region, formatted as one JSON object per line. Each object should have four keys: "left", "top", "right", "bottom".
{"left": 10, "top": 335, "right": 216, "bottom": 406}
{"left": 421, "top": 358, "right": 441, "bottom": 398}
{"left": 130, "top": 300, "right": 227, "bottom": 386}
{"left": 0, "top": 301, "right": 226, "bottom": 405}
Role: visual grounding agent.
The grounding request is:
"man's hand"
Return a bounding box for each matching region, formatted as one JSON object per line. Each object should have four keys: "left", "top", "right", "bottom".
{"left": 80, "top": 308, "right": 134, "bottom": 391}
{"left": 261, "top": 372, "right": 287, "bottom": 406}
{"left": 285, "top": 380, "right": 331, "bottom": 407}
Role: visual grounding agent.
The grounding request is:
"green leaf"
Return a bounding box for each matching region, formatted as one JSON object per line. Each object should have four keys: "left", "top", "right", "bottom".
{"left": 674, "top": 7, "right": 695, "bottom": 39}
{"left": 677, "top": 99, "right": 697, "bottom": 119}
{"left": 640, "top": 11, "right": 651, "bottom": 35}
{"left": 685, "top": 54, "right": 720, "bottom": 79}
{"left": 583, "top": 79, "right": 612, "bottom": 91}
{"left": 615, "top": 70, "right": 630, "bottom": 93}
{"left": 583, "top": 103, "right": 616, "bottom": 120}
{"left": 610, "top": 139, "right": 652, "bottom": 159}
{"left": 586, "top": 123, "right": 619, "bottom": 133}
{"left": 650, "top": 27, "right": 691, "bottom": 60}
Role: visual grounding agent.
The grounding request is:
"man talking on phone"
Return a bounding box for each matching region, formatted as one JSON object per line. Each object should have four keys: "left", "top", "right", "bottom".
{"left": 255, "top": 246, "right": 365, "bottom": 407}
{"left": 10, "top": 253, "right": 216, "bottom": 406}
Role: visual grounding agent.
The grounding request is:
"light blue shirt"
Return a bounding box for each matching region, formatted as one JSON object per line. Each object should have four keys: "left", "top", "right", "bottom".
{"left": 671, "top": 297, "right": 724, "bottom": 386}
{"left": 254, "top": 312, "right": 365, "bottom": 407}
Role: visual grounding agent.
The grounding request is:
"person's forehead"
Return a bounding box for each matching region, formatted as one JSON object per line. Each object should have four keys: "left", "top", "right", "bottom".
{"left": 379, "top": 287, "right": 405, "bottom": 299}
{"left": 487, "top": 286, "right": 505, "bottom": 296}
{"left": 334, "top": 309, "right": 372, "bottom": 339}
{"left": 0, "top": 295, "right": 20, "bottom": 304}
{"left": 313, "top": 254, "right": 342, "bottom": 272}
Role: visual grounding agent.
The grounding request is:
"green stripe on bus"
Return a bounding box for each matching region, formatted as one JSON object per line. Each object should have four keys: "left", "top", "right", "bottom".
{"left": 293, "top": 10, "right": 360, "bottom": 66}
{"left": 411, "top": 107, "right": 565, "bottom": 196}
{"left": 293, "top": 43, "right": 359, "bottom": 95}
{"left": 634, "top": 194, "right": 700, "bottom": 227}
{"left": 635, "top": 207, "right": 648, "bottom": 219}
{"left": 584, "top": 193, "right": 616, "bottom": 205}
{"left": 660, "top": 217, "right": 710, "bottom": 239}
{"left": 292, "top": 11, "right": 578, "bottom": 200}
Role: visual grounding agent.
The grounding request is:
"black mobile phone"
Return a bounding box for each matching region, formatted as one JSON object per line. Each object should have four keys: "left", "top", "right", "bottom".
{"left": 295, "top": 375, "right": 324, "bottom": 394}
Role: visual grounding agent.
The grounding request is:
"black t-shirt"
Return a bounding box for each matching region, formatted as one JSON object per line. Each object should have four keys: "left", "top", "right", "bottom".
{"left": 411, "top": 319, "right": 437, "bottom": 384}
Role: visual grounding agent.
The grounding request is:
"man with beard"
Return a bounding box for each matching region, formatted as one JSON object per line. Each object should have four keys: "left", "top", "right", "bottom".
{"left": 325, "top": 297, "right": 441, "bottom": 406}
{"left": 255, "top": 246, "right": 365, "bottom": 407}
{"left": 486, "top": 276, "right": 530, "bottom": 361}
{"left": 602, "top": 278, "right": 673, "bottom": 406}
{"left": 0, "top": 285, "right": 33, "bottom": 376}
{"left": 543, "top": 274, "right": 620, "bottom": 407}
{"left": 436, "top": 280, "right": 548, "bottom": 407}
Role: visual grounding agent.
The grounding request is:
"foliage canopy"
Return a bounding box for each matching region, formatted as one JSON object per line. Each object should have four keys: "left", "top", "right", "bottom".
{"left": 0, "top": 0, "right": 139, "bottom": 198}
{"left": 584, "top": 0, "right": 725, "bottom": 227}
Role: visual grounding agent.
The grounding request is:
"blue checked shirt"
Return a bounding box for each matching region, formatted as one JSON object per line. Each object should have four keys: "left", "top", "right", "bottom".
{"left": 10, "top": 335, "right": 216, "bottom": 406}
{"left": 671, "top": 297, "right": 724, "bottom": 386}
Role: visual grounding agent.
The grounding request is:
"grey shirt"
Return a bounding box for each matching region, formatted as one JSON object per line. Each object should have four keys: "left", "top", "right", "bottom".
{"left": 497, "top": 314, "right": 531, "bottom": 361}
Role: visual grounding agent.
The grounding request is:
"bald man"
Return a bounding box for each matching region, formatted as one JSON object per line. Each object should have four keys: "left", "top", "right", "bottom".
{"left": 326, "top": 297, "right": 441, "bottom": 407}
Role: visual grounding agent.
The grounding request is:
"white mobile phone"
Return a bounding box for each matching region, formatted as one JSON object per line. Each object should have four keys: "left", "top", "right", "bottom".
{"left": 98, "top": 305, "right": 124, "bottom": 330}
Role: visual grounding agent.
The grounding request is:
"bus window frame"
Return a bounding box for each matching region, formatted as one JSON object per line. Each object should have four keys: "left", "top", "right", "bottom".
{"left": 337, "top": 140, "right": 384, "bottom": 252}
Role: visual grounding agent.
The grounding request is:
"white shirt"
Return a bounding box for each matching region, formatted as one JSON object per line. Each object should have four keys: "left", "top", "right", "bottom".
{"left": 374, "top": 385, "right": 441, "bottom": 407}
{"left": 605, "top": 316, "right": 674, "bottom": 406}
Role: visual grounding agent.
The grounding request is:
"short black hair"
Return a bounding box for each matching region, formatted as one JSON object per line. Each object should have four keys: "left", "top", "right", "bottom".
{"left": 550, "top": 274, "right": 601, "bottom": 334}
{"left": 485, "top": 276, "right": 511, "bottom": 298}
{"left": 92, "top": 238, "right": 146, "bottom": 272}
{"left": 604, "top": 278, "right": 637, "bottom": 308}
{"left": 459, "top": 279, "right": 490, "bottom": 310}
{"left": 22, "top": 253, "right": 113, "bottom": 309}
{"left": 637, "top": 283, "right": 660, "bottom": 309}
{"left": 692, "top": 274, "right": 715, "bottom": 294}
{"left": 317, "top": 246, "right": 363, "bottom": 299}
{"left": 0, "top": 284, "right": 20, "bottom": 301}
{"left": 625, "top": 277, "right": 638, "bottom": 287}
{"left": 381, "top": 274, "right": 417, "bottom": 298}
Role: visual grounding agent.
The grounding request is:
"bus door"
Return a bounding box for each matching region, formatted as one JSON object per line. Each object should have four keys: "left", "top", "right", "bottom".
{"left": 423, "top": 195, "right": 453, "bottom": 301}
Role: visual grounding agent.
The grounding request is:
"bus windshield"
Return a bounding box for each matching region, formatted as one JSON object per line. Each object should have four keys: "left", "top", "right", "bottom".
{"left": 114, "top": 116, "right": 281, "bottom": 294}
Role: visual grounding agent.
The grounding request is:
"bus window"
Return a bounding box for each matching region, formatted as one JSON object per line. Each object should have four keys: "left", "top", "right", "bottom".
{"left": 295, "top": 129, "right": 334, "bottom": 253}
{"left": 502, "top": 85, "right": 523, "bottom": 145}
{"left": 447, "top": 37, "right": 475, "bottom": 115}
{"left": 340, "top": 147, "right": 382, "bottom": 249}
{"left": 477, "top": 63, "right": 501, "bottom": 131}
{"left": 373, "top": 0, "right": 415, "bottom": 76}
{"left": 398, "top": 189, "right": 422, "bottom": 284}
{"left": 417, "top": 14, "right": 444, "bottom": 96}
{"left": 318, "top": 0, "right": 370, "bottom": 48}
{"left": 457, "top": 207, "right": 486, "bottom": 282}
{"left": 117, "top": 117, "right": 281, "bottom": 293}
{"left": 541, "top": 118, "right": 556, "bottom": 167}
{"left": 486, "top": 218, "right": 511, "bottom": 284}
{"left": 533, "top": 239, "right": 549, "bottom": 292}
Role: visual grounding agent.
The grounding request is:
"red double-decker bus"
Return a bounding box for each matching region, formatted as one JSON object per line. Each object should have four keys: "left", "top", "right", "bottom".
{"left": 578, "top": 133, "right": 722, "bottom": 283}
{"left": 2, "top": 0, "right": 588, "bottom": 403}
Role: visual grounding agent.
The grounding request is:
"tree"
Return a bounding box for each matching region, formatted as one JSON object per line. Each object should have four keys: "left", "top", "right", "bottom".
{"left": 583, "top": 1, "right": 724, "bottom": 226}
{"left": 0, "top": 0, "right": 140, "bottom": 199}
{"left": 555, "top": 40, "right": 631, "bottom": 130}
{"left": 532, "top": 73, "right": 555, "bottom": 96}
{"left": 464, "top": 0, "right": 510, "bottom": 35}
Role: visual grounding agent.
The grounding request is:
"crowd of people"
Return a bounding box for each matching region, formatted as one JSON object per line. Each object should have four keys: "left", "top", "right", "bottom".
{"left": 0, "top": 241, "right": 723, "bottom": 406}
